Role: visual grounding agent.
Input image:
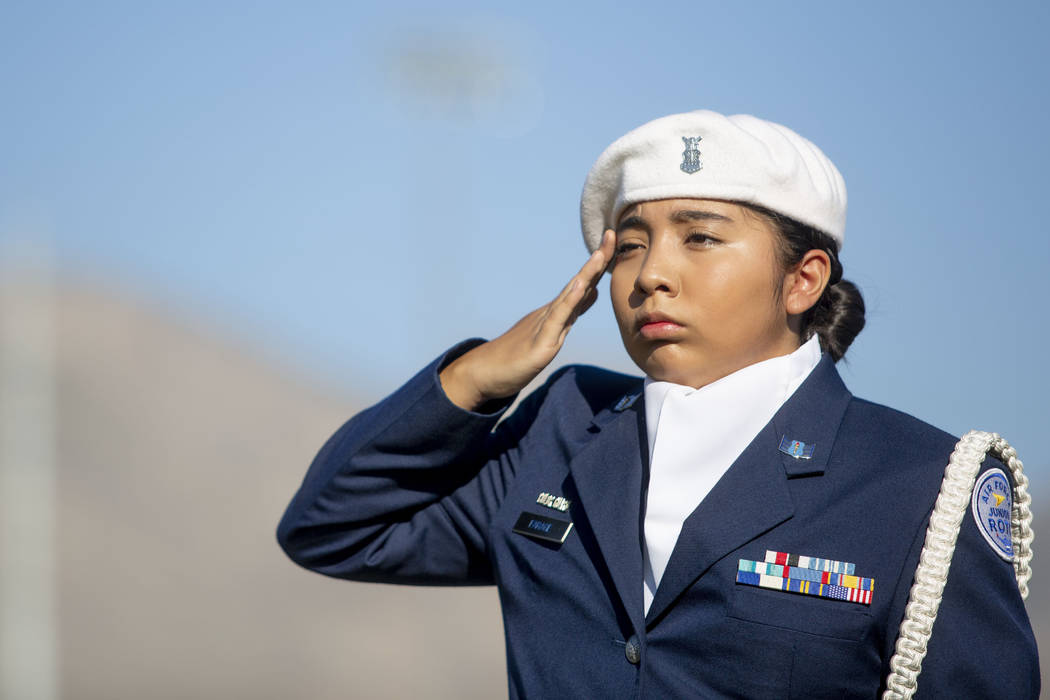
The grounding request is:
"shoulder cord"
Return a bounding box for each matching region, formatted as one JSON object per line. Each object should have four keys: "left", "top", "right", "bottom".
{"left": 881, "top": 430, "right": 1034, "bottom": 700}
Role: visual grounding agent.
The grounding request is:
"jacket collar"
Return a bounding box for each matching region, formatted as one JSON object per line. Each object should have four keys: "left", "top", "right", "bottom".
{"left": 567, "top": 387, "right": 648, "bottom": 637}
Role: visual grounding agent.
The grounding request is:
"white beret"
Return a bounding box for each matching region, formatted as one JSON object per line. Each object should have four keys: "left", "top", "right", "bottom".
{"left": 580, "top": 110, "right": 847, "bottom": 252}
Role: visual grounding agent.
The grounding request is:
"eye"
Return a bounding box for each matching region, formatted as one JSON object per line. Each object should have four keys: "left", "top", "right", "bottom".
{"left": 685, "top": 231, "right": 719, "bottom": 247}
{"left": 614, "top": 241, "right": 644, "bottom": 258}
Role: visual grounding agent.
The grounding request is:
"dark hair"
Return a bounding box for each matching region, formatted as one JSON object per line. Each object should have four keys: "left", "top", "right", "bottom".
{"left": 745, "top": 204, "right": 865, "bottom": 362}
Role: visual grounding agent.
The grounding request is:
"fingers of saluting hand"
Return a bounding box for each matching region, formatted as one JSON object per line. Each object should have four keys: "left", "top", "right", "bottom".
{"left": 440, "top": 231, "right": 616, "bottom": 409}
{"left": 541, "top": 230, "right": 615, "bottom": 343}
{"left": 557, "top": 286, "right": 598, "bottom": 345}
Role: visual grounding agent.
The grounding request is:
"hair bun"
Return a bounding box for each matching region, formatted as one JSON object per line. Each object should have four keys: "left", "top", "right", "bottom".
{"left": 811, "top": 279, "right": 865, "bottom": 361}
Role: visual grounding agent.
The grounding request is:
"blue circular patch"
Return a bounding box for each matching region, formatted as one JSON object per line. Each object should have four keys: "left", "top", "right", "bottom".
{"left": 971, "top": 468, "right": 1014, "bottom": 561}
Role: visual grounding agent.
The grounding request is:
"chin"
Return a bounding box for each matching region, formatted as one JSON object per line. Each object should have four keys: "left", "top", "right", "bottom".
{"left": 629, "top": 346, "right": 701, "bottom": 385}
{"left": 637, "top": 360, "right": 698, "bottom": 387}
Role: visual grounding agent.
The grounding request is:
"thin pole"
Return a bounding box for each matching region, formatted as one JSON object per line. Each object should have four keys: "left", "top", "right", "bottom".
{"left": 0, "top": 237, "right": 59, "bottom": 700}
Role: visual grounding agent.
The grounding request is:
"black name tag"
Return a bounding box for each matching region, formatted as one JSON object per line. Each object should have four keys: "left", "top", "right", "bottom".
{"left": 513, "top": 511, "right": 573, "bottom": 544}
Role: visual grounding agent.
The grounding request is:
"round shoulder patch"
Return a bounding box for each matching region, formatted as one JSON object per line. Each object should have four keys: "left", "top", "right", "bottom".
{"left": 971, "top": 467, "right": 1014, "bottom": 561}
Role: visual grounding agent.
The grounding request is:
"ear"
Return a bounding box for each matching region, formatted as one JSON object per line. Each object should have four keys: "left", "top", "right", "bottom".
{"left": 782, "top": 249, "right": 831, "bottom": 316}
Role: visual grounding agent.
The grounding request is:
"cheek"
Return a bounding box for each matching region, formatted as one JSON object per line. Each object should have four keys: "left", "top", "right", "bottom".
{"left": 608, "top": 271, "right": 633, "bottom": 323}
{"left": 691, "top": 261, "right": 747, "bottom": 306}
{"left": 694, "top": 258, "right": 780, "bottom": 320}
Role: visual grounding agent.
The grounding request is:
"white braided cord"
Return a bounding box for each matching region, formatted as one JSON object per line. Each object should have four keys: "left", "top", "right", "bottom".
{"left": 881, "top": 431, "right": 1033, "bottom": 700}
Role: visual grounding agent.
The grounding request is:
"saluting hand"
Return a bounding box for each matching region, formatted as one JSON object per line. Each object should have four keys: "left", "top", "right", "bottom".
{"left": 439, "top": 230, "right": 616, "bottom": 411}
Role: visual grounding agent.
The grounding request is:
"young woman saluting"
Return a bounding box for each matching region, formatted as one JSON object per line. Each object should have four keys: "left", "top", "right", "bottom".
{"left": 279, "top": 110, "right": 1038, "bottom": 699}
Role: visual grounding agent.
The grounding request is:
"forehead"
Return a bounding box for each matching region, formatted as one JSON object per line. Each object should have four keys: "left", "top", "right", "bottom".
{"left": 616, "top": 198, "right": 766, "bottom": 228}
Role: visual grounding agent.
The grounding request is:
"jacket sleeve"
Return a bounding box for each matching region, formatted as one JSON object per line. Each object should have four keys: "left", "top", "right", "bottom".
{"left": 882, "top": 458, "right": 1040, "bottom": 699}
{"left": 276, "top": 339, "right": 549, "bottom": 586}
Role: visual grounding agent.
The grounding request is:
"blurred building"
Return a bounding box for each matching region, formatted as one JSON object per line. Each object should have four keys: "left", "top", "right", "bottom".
{"left": 1, "top": 276, "right": 505, "bottom": 700}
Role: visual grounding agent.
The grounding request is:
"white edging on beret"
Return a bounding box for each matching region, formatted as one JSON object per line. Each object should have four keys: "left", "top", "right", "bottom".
{"left": 580, "top": 110, "right": 847, "bottom": 252}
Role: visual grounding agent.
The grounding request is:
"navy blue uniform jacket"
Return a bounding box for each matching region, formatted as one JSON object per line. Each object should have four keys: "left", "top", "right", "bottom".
{"left": 278, "top": 340, "right": 1039, "bottom": 698}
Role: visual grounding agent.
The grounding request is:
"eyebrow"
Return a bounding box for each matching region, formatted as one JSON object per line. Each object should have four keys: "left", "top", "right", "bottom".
{"left": 616, "top": 215, "right": 648, "bottom": 233}
{"left": 616, "top": 209, "right": 733, "bottom": 233}
{"left": 671, "top": 209, "right": 733, "bottom": 224}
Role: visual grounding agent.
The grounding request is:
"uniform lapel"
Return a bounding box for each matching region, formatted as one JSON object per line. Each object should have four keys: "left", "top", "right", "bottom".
{"left": 644, "top": 355, "right": 852, "bottom": 626}
{"left": 568, "top": 397, "right": 647, "bottom": 637}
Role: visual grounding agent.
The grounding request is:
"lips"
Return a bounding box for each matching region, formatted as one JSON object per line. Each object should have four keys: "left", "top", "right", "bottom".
{"left": 637, "top": 311, "right": 685, "bottom": 339}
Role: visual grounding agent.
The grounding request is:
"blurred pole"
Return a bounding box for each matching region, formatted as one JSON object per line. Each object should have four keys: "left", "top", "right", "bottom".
{"left": 0, "top": 237, "right": 59, "bottom": 700}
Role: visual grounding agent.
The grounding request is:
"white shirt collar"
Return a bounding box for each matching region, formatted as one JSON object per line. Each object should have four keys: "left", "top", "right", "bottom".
{"left": 643, "top": 334, "right": 822, "bottom": 459}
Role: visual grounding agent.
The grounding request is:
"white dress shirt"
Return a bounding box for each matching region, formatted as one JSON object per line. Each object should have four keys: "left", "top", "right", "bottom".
{"left": 642, "top": 335, "right": 822, "bottom": 613}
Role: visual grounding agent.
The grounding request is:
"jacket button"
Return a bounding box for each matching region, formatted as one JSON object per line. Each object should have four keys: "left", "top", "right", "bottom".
{"left": 624, "top": 634, "right": 641, "bottom": 665}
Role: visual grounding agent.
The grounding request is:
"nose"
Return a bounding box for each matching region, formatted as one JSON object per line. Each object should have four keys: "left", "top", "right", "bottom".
{"left": 634, "top": 235, "right": 678, "bottom": 297}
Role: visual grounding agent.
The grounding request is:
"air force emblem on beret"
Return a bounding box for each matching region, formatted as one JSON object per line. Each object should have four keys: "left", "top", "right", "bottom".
{"left": 680, "top": 136, "right": 703, "bottom": 174}
{"left": 971, "top": 467, "right": 1014, "bottom": 561}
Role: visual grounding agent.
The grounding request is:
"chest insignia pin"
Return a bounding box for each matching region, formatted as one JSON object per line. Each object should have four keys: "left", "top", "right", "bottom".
{"left": 537, "top": 492, "right": 571, "bottom": 512}
{"left": 779, "top": 436, "right": 815, "bottom": 460}
{"left": 612, "top": 393, "right": 640, "bottom": 412}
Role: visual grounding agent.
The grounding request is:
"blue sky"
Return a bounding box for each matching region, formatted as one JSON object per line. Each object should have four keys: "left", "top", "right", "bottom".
{"left": 3, "top": 1, "right": 1049, "bottom": 473}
